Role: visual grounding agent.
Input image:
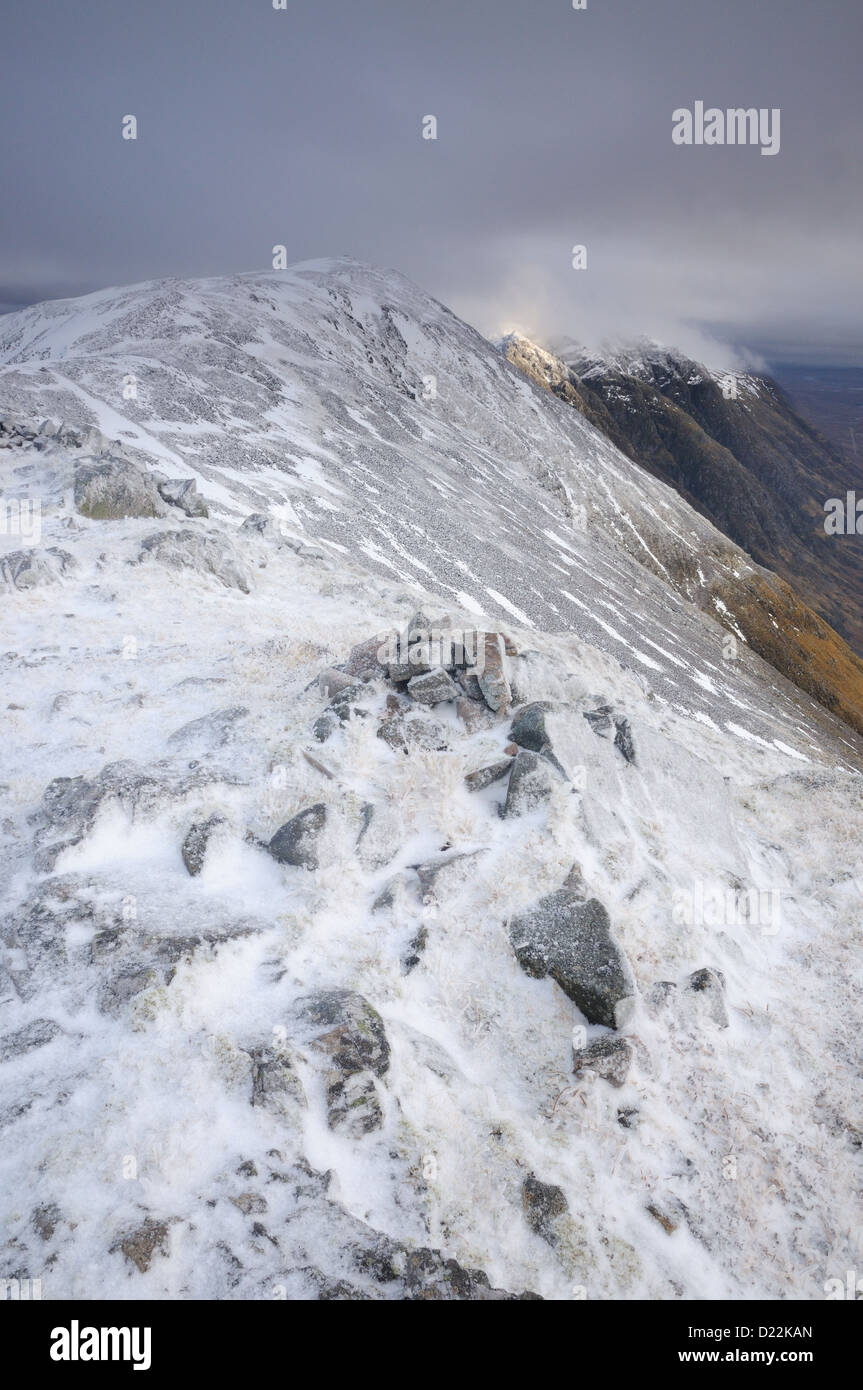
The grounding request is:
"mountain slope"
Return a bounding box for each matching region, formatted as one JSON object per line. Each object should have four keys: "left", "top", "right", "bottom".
{"left": 1, "top": 422, "right": 862, "bottom": 1301}
{"left": 2, "top": 262, "right": 863, "bottom": 1301}
{"left": 504, "top": 333, "right": 863, "bottom": 657}
{"left": 3, "top": 260, "right": 863, "bottom": 750}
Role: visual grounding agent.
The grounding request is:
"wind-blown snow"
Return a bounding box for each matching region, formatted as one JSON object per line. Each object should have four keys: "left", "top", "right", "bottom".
{"left": 1, "top": 262, "right": 861, "bottom": 1301}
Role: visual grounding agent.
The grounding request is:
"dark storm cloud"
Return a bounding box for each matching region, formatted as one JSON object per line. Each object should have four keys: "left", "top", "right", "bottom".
{"left": 1, "top": 0, "right": 861, "bottom": 364}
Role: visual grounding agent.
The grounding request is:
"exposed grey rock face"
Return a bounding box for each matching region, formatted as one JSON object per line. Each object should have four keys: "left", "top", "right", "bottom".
{"left": 293, "top": 988, "right": 390, "bottom": 1135}
{"left": 157, "top": 477, "right": 209, "bottom": 518}
{"left": 1, "top": 547, "right": 76, "bottom": 591}
{"left": 501, "top": 748, "right": 564, "bottom": 817}
{"left": 268, "top": 803, "right": 328, "bottom": 868}
{"left": 138, "top": 529, "right": 251, "bottom": 592}
{"left": 0, "top": 1018, "right": 62, "bottom": 1063}
{"left": 572, "top": 1034, "right": 634, "bottom": 1087}
{"left": 464, "top": 757, "right": 513, "bottom": 792}
{"left": 75, "top": 456, "right": 166, "bottom": 519}
{"left": 521, "top": 1174, "right": 568, "bottom": 1246}
{"left": 508, "top": 887, "right": 636, "bottom": 1027}
{"left": 317, "top": 667, "right": 360, "bottom": 700}
{"left": 407, "top": 667, "right": 460, "bottom": 705}
{"left": 371, "top": 871, "right": 415, "bottom": 914}
{"left": 181, "top": 814, "right": 226, "bottom": 876}
{"left": 645, "top": 980, "right": 678, "bottom": 1017}
{"left": 32, "top": 761, "right": 161, "bottom": 870}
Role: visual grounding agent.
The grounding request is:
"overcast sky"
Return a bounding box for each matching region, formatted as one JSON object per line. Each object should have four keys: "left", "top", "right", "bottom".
{"left": 2, "top": 0, "right": 861, "bottom": 366}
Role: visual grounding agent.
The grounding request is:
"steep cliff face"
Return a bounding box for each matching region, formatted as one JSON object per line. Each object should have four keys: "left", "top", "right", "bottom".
{"left": 503, "top": 332, "right": 863, "bottom": 733}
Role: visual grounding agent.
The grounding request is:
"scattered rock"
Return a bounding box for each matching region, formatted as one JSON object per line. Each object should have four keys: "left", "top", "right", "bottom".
{"left": 583, "top": 705, "right": 614, "bottom": 736}
{"left": 402, "top": 925, "right": 428, "bottom": 974}
{"left": 686, "top": 967, "right": 729, "bottom": 1028}
{"left": 522, "top": 1174, "right": 568, "bottom": 1246}
{"left": 1, "top": 547, "right": 76, "bottom": 591}
{"left": 355, "top": 802, "right": 400, "bottom": 871}
{"left": 508, "top": 886, "right": 636, "bottom": 1027}
{"left": 478, "top": 633, "right": 511, "bottom": 712}
{"left": 250, "top": 1044, "right": 306, "bottom": 1113}
{"left": 572, "top": 1034, "right": 634, "bottom": 1087}
{"left": 377, "top": 711, "right": 449, "bottom": 754}
{"left": 501, "top": 748, "right": 564, "bottom": 817}
{"left": 0, "top": 1018, "right": 62, "bottom": 1063}
{"left": 343, "top": 634, "right": 389, "bottom": 681}
{"left": 645, "top": 980, "right": 678, "bottom": 1017}
{"left": 139, "top": 529, "right": 251, "bottom": 593}
{"left": 318, "top": 667, "right": 360, "bottom": 700}
{"left": 371, "top": 871, "right": 416, "bottom": 914}
{"left": 181, "top": 814, "right": 226, "bottom": 876}
{"left": 111, "top": 1217, "right": 171, "bottom": 1273}
{"left": 158, "top": 477, "right": 208, "bottom": 517}
{"left": 414, "top": 849, "right": 487, "bottom": 903}
{"left": 407, "top": 667, "right": 460, "bottom": 705}
{"left": 231, "top": 1192, "right": 268, "bottom": 1215}
{"left": 267, "top": 804, "right": 329, "bottom": 869}
{"left": 464, "top": 758, "right": 513, "bottom": 792}
{"left": 32, "top": 1203, "right": 61, "bottom": 1241}
{"left": 646, "top": 1195, "right": 688, "bottom": 1236}
{"left": 614, "top": 717, "right": 636, "bottom": 764}
{"left": 510, "top": 702, "right": 554, "bottom": 754}
{"left": 293, "top": 988, "right": 390, "bottom": 1136}
{"left": 31, "top": 759, "right": 226, "bottom": 872}
{"left": 168, "top": 705, "right": 249, "bottom": 750}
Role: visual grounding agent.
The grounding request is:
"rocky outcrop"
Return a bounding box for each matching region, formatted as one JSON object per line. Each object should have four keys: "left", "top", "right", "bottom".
{"left": 1, "top": 547, "right": 76, "bottom": 591}
{"left": 75, "top": 457, "right": 166, "bottom": 519}
{"left": 139, "top": 529, "right": 251, "bottom": 592}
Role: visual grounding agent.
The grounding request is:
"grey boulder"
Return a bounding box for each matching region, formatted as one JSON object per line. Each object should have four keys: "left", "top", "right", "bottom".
{"left": 267, "top": 804, "right": 329, "bottom": 869}
{"left": 508, "top": 887, "right": 636, "bottom": 1027}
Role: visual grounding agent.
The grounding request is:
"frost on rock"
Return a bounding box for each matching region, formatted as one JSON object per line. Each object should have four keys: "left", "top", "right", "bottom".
{"left": 139, "top": 529, "right": 251, "bottom": 593}
{"left": 75, "top": 457, "right": 167, "bottom": 520}
{"left": 1, "top": 547, "right": 75, "bottom": 590}
{"left": 508, "top": 885, "right": 636, "bottom": 1028}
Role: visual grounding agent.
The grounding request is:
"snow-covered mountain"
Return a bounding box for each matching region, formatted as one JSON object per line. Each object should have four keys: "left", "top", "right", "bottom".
{"left": 1, "top": 261, "right": 862, "bottom": 1301}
